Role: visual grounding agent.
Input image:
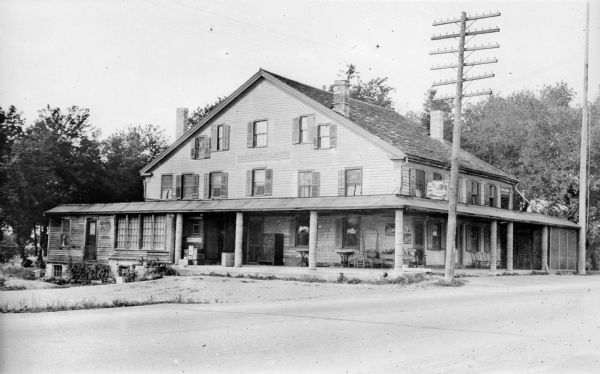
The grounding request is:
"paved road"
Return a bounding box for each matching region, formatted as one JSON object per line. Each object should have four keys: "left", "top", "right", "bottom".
{"left": 1, "top": 275, "right": 599, "bottom": 373}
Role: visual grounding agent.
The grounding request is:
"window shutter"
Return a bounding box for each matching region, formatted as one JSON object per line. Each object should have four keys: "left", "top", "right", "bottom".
{"left": 312, "top": 172, "right": 320, "bottom": 197}
{"left": 297, "top": 171, "right": 302, "bottom": 197}
{"left": 211, "top": 126, "right": 218, "bottom": 151}
{"left": 264, "top": 168, "right": 273, "bottom": 196}
{"left": 338, "top": 170, "right": 345, "bottom": 196}
{"left": 247, "top": 122, "right": 254, "bottom": 148}
{"left": 175, "top": 175, "right": 182, "bottom": 200}
{"left": 203, "top": 137, "right": 211, "bottom": 158}
{"left": 483, "top": 183, "right": 489, "bottom": 206}
{"left": 409, "top": 168, "right": 416, "bottom": 196}
{"left": 465, "top": 179, "right": 472, "bottom": 204}
{"left": 335, "top": 219, "right": 343, "bottom": 248}
{"left": 246, "top": 170, "right": 253, "bottom": 196}
{"left": 308, "top": 115, "right": 316, "bottom": 144}
{"left": 329, "top": 124, "right": 337, "bottom": 148}
{"left": 223, "top": 125, "right": 230, "bottom": 151}
{"left": 192, "top": 174, "right": 200, "bottom": 199}
{"left": 203, "top": 173, "right": 210, "bottom": 199}
{"left": 221, "top": 172, "right": 228, "bottom": 198}
{"left": 190, "top": 143, "right": 196, "bottom": 159}
{"left": 292, "top": 117, "right": 300, "bottom": 144}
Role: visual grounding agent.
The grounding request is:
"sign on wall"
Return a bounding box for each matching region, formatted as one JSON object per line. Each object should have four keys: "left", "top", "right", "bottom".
{"left": 427, "top": 181, "right": 447, "bottom": 200}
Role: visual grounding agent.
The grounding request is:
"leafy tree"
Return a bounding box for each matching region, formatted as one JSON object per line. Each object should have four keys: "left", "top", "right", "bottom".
{"left": 187, "top": 97, "right": 226, "bottom": 130}
{"left": 101, "top": 124, "right": 169, "bottom": 202}
{"left": 333, "top": 64, "right": 396, "bottom": 110}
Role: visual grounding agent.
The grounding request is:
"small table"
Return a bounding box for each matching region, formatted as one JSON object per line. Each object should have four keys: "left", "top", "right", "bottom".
{"left": 335, "top": 249, "right": 354, "bottom": 267}
{"left": 296, "top": 249, "right": 309, "bottom": 267}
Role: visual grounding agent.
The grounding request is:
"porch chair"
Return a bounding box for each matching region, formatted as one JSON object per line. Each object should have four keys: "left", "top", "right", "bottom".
{"left": 353, "top": 228, "right": 379, "bottom": 268}
{"left": 407, "top": 249, "right": 426, "bottom": 268}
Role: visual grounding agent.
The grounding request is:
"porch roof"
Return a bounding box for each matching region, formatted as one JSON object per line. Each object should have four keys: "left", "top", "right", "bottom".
{"left": 47, "top": 195, "right": 578, "bottom": 228}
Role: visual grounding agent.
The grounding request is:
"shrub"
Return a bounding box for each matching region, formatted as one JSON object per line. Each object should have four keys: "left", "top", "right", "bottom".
{"left": 21, "top": 258, "right": 33, "bottom": 268}
{"left": 45, "top": 277, "right": 69, "bottom": 286}
{"left": 163, "top": 266, "right": 178, "bottom": 276}
{"left": 590, "top": 250, "right": 600, "bottom": 271}
{"left": 69, "top": 263, "right": 112, "bottom": 284}
{"left": 1, "top": 266, "right": 36, "bottom": 280}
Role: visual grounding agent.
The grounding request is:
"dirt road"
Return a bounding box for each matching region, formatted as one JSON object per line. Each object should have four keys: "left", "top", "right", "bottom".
{"left": 1, "top": 275, "right": 599, "bottom": 373}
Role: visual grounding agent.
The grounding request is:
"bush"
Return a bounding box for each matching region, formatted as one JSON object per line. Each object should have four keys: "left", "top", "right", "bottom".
{"left": 1, "top": 266, "right": 36, "bottom": 280}
{"left": 44, "top": 277, "right": 69, "bottom": 286}
{"left": 590, "top": 250, "right": 600, "bottom": 271}
{"left": 69, "top": 263, "right": 112, "bottom": 284}
{"left": 21, "top": 258, "right": 33, "bottom": 268}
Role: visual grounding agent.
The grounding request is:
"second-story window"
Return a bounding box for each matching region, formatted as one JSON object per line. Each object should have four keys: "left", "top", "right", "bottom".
{"left": 253, "top": 120, "right": 268, "bottom": 147}
{"left": 182, "top": 174, "right": 198, "bottom": 199}
{"left": 210, "top": 172, "right": 222, "bottom": 198}
{"left": 247, "top": 169, "right": 272, "bottom": 197}
{"left": 345, "top": 169, "right": 362, "bottom": 196}
{"left": 470, "top": 180, "right": 480, "bottom": 205}
{"left": 299, "top": 116, "right": 310, "bottom": 143}
{"left": 415, "top": 169, "right": 426, "bottom": 197}
{"left": 298, "top": 171, "right": 320, "bottom": 197}
{"left": 488, "top": 184, "right": 497, "bottom": 207}
{"left": 161, "top": 174, "right": 173, "bottom": 199}
{"left": 317, "top": 125, "right": 330, "bottom": 149}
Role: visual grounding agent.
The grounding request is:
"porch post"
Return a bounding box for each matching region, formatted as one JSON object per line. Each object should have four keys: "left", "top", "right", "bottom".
{"left": 234, "top": 212, "right": 243, "bottom": 267}
{"left": 174, "top": 213, "right": 183, "bottom": 263}
{"left": 507, "top": 221, "right": 514, "bottom": 272}
{"left": 490, "top": 220, "right": 498, "bottom": 271}
{"left": 308, "top": 211, "right": 318, "bottom": 270}
{"left": 461, "top": 223, "right": 467, "bottom": 268}
{"left": 394, "top": 209, "right": 404, "bottom": 270}
{"left": 166, "top": 214, "right": 175, "bottom": 263}
{"left": 541, "top": 225, "right": 549, "bottom": 272}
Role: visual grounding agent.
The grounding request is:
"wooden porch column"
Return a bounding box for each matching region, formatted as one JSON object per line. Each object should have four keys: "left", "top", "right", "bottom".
{"left": 461, "top": 223, "right": 467, "bottom": 268}
{"left": 234, "top": 212, "right": 243, "bottom": 267}
{"left": 394, "top": 209, "right": 404, "bottom": 270}
{"left": 166, "top": 214, "right": 175, "bottom": 263}
{"left": 507, "top": 221, "right": 514, "bottom": 272}
{"left": 541, "top": 225, "right": 549, "bottom": 272}
{"left": 308, "top": 211, "right": 318, "bottom": 270}
{"left": 174, "top": 213, "right": 183, "bottom": 263}
{"left": 490, "top": 220, "right": 498, "bottom": 271}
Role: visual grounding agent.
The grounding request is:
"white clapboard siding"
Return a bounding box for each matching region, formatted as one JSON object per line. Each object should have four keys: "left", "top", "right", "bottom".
{"left": 146, "top": 80, "right": 396, "bottom": 199}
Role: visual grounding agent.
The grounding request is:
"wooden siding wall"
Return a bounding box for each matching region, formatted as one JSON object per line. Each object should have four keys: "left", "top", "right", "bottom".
{"left": 47, "top": 214, "right": 173, "bottom": 264}
{"left": 146, "top": 80, "right": 397, "bottom": 200}
{"left": 399, "top": 161, "right": 513, "bottom": 207}
{"left": 549, "top": 227, "right": 577, "bottom": 270}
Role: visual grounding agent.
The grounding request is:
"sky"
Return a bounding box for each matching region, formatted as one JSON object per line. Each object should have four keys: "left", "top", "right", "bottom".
{"left": 1, "top": 0, "right": 598, "bottom": 141}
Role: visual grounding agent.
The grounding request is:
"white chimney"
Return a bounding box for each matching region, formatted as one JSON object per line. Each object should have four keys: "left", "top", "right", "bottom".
{"left": 175, "top": 107, "right": 189, "bottom": 139}
{"left": 429, "top": 110, "right": 444, "bottom": 140}
{"left": 332, "top": 80, "right": 350, "bottom": 117}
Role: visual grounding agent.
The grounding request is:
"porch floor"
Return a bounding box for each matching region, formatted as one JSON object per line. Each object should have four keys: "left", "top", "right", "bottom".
{"left": 173, "top": 264, "right": 533, "bottom": 282}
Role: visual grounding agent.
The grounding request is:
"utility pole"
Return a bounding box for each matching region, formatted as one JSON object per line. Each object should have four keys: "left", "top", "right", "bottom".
{"left": 578, "top": 2, "right": 590, "bottom": 275}
{"left": 430, "top": 11, "right": 500, "bottom": 281}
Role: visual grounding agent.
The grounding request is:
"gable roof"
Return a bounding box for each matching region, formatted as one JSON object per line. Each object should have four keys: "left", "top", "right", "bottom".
{"left": 141, "top": 69, "right": 517, "bottom": 183}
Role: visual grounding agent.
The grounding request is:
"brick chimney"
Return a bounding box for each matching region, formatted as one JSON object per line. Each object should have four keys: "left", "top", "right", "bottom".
{"left": 429, "top": 110, "right": 444, "bottom": 140}
{"left": 332, "top": 80, "right": 350, "bottom": 117}
{"left": 175, "top": 107, "right": 189, "bottom": 139}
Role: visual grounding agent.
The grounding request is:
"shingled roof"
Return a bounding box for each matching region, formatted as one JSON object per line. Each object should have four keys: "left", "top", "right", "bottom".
{"left": 267, "top": 71, "right": 516, "bottom": 182}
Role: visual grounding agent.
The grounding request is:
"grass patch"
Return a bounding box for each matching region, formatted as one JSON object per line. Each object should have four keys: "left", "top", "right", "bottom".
{"left": 1, "top": 294, "right": 213, "bottom": 313}
{"left": 434, "top": 278, "right": 466, "bottom": 287}
{"left": 0, "top": 266, "right": 36, "bottom": 280}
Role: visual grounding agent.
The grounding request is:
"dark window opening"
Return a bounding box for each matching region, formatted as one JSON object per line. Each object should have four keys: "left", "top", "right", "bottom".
{"left": 296, "top": 214, "right": 310, "bottom": 247}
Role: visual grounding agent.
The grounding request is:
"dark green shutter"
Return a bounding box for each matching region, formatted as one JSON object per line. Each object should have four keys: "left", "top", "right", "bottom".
{"left": 292, "top": 117, "right": 300, "bottom": 144}
{"left": 329, "top": 124, "right": 337, "bottom": 148}
{"left": 338, "top": 170, "right": 345, "bottom": 196}
{"left": 308, "top": 115, "right": 316, "bottom": 144}
{"left": 312, "top": 172, "right": 320, "bottom": 197}
{"left": 247, "top": 122, "right": 254, "bottom": 148}
{"left": 223, "top": 125, "right": 230, "bottom": 151}
{"left": 264, "top": 169, "right": 273, "bottom": 196}
{"left": 221, "top": 172, "right": 228, "bottom": 198}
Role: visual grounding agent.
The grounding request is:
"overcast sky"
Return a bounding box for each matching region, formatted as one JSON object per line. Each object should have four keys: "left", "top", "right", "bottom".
{"left": 1, "top": 0, "right": 598, "bottom": 141}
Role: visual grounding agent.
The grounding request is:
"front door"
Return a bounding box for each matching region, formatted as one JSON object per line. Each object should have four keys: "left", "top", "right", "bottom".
{"left": 84, "top": 218, "right": 97, "bottom": 261}
{"left": 246, "top": 217, "right": 263, "bottom": 264}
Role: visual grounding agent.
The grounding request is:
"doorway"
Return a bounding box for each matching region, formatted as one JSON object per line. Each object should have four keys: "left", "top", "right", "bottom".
{"left": 246, "top": 217, "right": 263, "bottom": 264}
{"left": 84, "top": 218, "right": 97, "bottom": 261}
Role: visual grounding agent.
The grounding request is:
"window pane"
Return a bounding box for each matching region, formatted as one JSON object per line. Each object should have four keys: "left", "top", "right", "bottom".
{"left": 142, "top": 215, "right": 153, "bottom": 248}
{"left": 253, "top": 169, "right": 265, "bottom": 196}
{"left": 161, "top": 175, "right": 173, "bottom": 199}
{"left": 433, "top": 172, "right": 443, "bottom": 181}
{"left": 128, "top": 215, "right": 139, "bottom": 248}
{"left": 153, "top": 215, "right": 166, "bottom": 248}
{"left": 254, "top": 121, "right": 267, "bottom": 147}
{"left": 296, "top": 214, "right": 310, "bottom": 246}
{"left": 182, "top": 174, "right": 195, "bottom": 199}
{"left": 318, "top": 125, "right": 330, "bottom": 148}
{"left": 345, "top": 169, "right": 362, "bottom": 196}
{"left": 211, "top": 172, "right": 222, "bottom": 198}
{"left": 299, "top": 171, "right": 312, "bottom": 197}
{"left": 299, "top": 117, "right": 309, "bottom": 143}
{"left": 217, "top": 125, "right": 224, "bottom": 150}
{"left": 117, "top": 216, "right": 128, "bottom": 248}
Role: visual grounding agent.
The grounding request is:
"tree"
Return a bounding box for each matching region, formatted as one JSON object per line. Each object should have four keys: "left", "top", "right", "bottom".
{"left": 333, "top": 64, "right": 396, "bottom": 110}
{"left": 101, "top": 124, "right": 169, "bottom": 202}
{"left": 187, "top": 97, "right": 226, "bottom": 130}
{"left": 3, "top": 106, "right": 105, "bottom": 261}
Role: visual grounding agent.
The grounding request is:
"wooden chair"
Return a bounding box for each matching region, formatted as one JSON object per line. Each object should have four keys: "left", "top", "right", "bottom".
{"left": 408, "top": 249, "right": 426, "bottom": 268}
